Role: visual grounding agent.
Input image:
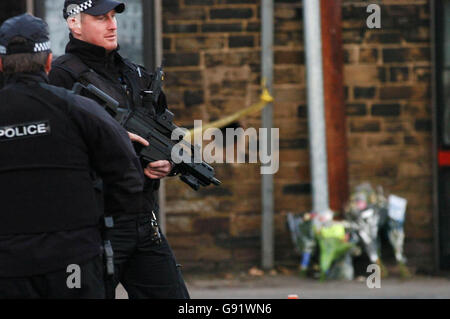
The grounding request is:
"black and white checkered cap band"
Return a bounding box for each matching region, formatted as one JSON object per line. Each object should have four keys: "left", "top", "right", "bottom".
{"left": 0, "top": 41, "right": 51, "bottom": 54}
{"left": 34, "top": 41, "right": 51, "bottom": 52}
{"left": 67, "top": 0, "right": 93, "bottom": 17}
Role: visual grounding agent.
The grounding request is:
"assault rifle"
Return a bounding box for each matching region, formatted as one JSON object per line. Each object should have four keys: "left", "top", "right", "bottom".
{"left": 72, "top": 68, "right": 221, "bottom": 191}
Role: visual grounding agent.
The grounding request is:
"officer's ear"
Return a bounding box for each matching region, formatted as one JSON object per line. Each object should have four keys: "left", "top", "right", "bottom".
{"left": 44, "top": 53, "right": 53, "bottom": 74}
{"left": 67, "top": 14, "right": 82, "bottom": 37}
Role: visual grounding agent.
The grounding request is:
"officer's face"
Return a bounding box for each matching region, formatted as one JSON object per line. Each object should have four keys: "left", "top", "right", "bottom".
{"left": 76, "top": 10, "right": 118, "bottom": 52}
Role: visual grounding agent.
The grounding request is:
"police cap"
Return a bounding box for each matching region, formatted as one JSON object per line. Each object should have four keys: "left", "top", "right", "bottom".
{"left": 64, "top": 0, "right": 125, "bottom": 19}
{"left": 0, "top": 14, "right": 51, "bottom": 55}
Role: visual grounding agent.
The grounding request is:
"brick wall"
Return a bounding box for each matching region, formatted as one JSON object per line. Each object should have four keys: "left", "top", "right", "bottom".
{"left": 342, "top": 0, "right": 433, "bottom": 271}
{"left": 162, "top": 0, "right": 434, "bottom": 272}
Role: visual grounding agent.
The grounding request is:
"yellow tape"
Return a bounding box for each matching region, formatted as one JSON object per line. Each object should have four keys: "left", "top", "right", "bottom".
{"left": 184, "top": 80, "right": 274, "bottom": 141}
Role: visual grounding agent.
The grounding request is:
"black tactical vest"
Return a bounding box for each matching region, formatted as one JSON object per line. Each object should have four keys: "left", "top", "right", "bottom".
{"left": 0, "top": 79, "right": 102, "bottom": 235}
{"left": 51, "top": 53, "right": 163, "bottom": 207}
{"left": 52, "top": 53, "right": 151, "bottom": 112}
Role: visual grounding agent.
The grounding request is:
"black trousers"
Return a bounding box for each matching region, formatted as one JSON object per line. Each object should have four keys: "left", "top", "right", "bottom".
{"left": 0, "top": 256, "right": 105, "bottom": 299}
{"left": 108, "top": 213, "right": 190, "bottom": 299}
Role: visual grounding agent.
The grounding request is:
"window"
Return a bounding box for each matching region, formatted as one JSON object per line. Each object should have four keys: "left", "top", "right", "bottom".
{"left": 116, "top": 0, "right": 143, "bottom": 65}
{"left": 40, "top": 1, "right": 66, "bottom": 57}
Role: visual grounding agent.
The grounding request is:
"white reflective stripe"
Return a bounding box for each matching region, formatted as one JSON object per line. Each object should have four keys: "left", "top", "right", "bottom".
{"left": 67, "top": 0, "right": 93, "bottom": 17}
{"left": 0, "top": 45, "right": 6, "bottom": 54}
{"left": 33, "top": 41, "right": 51, "bottom": 52}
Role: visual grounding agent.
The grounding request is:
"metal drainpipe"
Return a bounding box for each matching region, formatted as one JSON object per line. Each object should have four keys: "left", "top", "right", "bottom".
{"left": 261, "top": 0, "right": 275, "bottom": 270}
{"left": 303, "top": 0, "right": 330, "bottom": 213}
{"left": 154, "top": 0, "right": 167, "bottom": 235}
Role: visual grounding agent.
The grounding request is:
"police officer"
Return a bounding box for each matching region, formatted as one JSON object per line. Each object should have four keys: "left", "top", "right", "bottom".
{"left": 0, "top": 13, "right": 150, "bottom": 299}
{"left": 49, "top": 0, "right": 190, "bottom": 299}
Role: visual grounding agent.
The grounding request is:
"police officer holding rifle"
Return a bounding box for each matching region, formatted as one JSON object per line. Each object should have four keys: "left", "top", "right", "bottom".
{"left": 49, "top": 0, "right": 189, "bottom": 299}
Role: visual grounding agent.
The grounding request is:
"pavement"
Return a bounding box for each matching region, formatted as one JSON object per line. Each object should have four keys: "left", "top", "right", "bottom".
{"left": 116, "top": 273, "right": 450, "bottom": 299}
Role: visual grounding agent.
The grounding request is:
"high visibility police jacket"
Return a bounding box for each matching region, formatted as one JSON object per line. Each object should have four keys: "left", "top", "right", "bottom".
{"left": 0, "top": 71, "right": 147, "bottom": 236}
{"left": 49, "top": 35, "right": 167, "bottom": 211}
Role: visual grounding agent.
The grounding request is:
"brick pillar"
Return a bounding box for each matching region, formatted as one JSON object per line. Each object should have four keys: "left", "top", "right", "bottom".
{"left": 321, "top": 0, "right": 349, "bottom": 212}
